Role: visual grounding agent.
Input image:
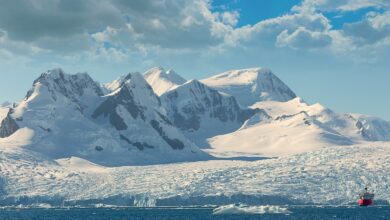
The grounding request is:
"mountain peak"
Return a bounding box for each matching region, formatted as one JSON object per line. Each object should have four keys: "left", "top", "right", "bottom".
{"left": 104, "top": 72, "right": 147, "bottom": 92}
{"left": 35, "top": 68, "right": 92, "bottom": 83}
{"left": 201, "top": 67, "right": 296, "bottom": 107}
{"left": 44, "top": 67, "right": 64, "bottom": 78}
{"left": 201, "top": 68, "right": 271, "bottom": 85}
{"left": 118, "top": 72, "right": 146, "bottom": 87}
{"left": 144, "top": 67, "right": 186, "bottom": 96}
{"left": 25, "top": 69, "right": 103, "bottom": 105}
{"left": 182, "top": 79, "right": 202, "bottom": 86}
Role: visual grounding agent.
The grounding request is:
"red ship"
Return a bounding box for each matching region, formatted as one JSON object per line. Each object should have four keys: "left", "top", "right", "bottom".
{"left": 358, "top": 187, "right": 374, "bottom": 206}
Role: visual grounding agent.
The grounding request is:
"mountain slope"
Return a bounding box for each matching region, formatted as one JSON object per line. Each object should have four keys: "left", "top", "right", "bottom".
{"left": 0, "top": 69, "right": 209, "bottom": 165}
{"left": 207, "top": 107, "right": 353, "bottom": 157}
{"left": 351, "top": 114, "right": 390, "bottom": 141}
{"left": 252, "top": 98, "right": 390, "bottom": 142}
{"left": 143, "top": 67, "right": 187, "bottom": 96}
{"left": 91, "top": 73, "right": 208, "bottom": 163}
{"left": 160, "top": 80, "right": 261, "bottom": 147}
{"left": 201, "top": 68, "right": 296, "bottom": 107}
{"left": 206, "top": 97, "right": 390, "bottom": 157}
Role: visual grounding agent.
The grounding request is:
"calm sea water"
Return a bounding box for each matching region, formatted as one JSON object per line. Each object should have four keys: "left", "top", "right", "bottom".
{"left": 0, "top": 206, "right": 389, "bottom": 220}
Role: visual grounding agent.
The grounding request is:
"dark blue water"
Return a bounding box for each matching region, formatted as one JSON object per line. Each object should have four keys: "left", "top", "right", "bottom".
{"left": 0, "top": 206, "right": 389, "bottom": 220}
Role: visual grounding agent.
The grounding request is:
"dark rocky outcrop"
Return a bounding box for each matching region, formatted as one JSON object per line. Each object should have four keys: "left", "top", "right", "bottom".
{"left": 119, "top": 134, "right": 154, "bottom": 150}
{"left": 92, "top": 85, "right": 146, "bottom": 130}
{"left": 150, "top": 120, "right": 184, "bottom": 150}
{"left": 0, "top": 109, "right": 19, "bottom": 138}
{"left": 92, "top": 98, "right": 128, "bottom": 131}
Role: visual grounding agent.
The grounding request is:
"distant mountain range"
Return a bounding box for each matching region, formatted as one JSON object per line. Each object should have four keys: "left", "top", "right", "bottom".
{"left": 1, "top": 67, "right": 390, "bottom": 164}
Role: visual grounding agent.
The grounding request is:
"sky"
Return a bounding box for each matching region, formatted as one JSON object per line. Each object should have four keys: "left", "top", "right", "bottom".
{"left": 0, "top": 0, "right": 389, "bottom": 119}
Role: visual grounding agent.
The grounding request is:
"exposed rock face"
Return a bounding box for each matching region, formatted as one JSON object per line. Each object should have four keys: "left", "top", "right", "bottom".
{"left": 0, "top": 109, "right": 19, "bottom": 138}
{"left": 161, "top": 80, "right": 258, "bottom": 147}
{"left": 92, "top": 85, "right": 145, "bottom": 130}
{"left": 150, "top": 119, "right": 185, "bottom": 150}
{"left": 119, "top": 134, "right": 154, "bottom": 151}
{"left": 162, "top": 80, "right": 257, "bottom": 131}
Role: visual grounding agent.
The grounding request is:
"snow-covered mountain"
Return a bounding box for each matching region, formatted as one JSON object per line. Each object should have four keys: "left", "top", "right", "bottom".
{"left": 201, "top": 68, "right": 296, "bottom": 107}
{"left": 252, "top": 98, "right": 390, "bottom": 142}
{"left": 143, "top": 67, "right": 187, "bottom": 96}
{"left": 206, "top": 98, "right": 350, "bottom": 157}
{"left": 206, "top": 97, "right": 390, "bottom": 157}
{"left": 0, "top": 69, "right": 209, "bottom": 166}
{"left": 1, "top": 66, "right": 390, "bottom": 162}
{"left": 160, "top": 79, "right": 263, "bottom": 147}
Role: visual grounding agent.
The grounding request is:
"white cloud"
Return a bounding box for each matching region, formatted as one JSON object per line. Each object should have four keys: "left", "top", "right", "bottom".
{"left": 293, "top": 0, "right": 390, "bottom": 12}
{"left": 0, "top": 48, "right": 13, "bottom": 59}
{"left": 0, "top": 29, "right": 7, "bottom": 43}
{"left": 0, "top": 0, "right": 388, "bottom": 68}
{"left": 256, "top": 12, "right": 331, "bottom": 32}
{"left": 150, "top": 19, "right": 166, "bottom": 30}
{"left": 92, "top": 47, "right": 128, "bottom": 62}
{"left": 223, "top": 11, "right": 332, "bottom": 49}
{"left": 218, "top": 11, "right": 240, "bottom": 26}
{"left": 276, "top": 27, "right": 332, "bottom": 49}
{"left": 369, "top": 11, "right": 390, "bottom": 29}
{"left": 0, "top": 0, "right": 123, "bottom": 42}
{"left": 91, "top": 27, "right": 118, "bottom": 42}
{"left": 0, "top": 0, "right": 238, "bottom": 53}
{"left": 337, "top": 0, "right": 382, "bottom": 11}
{"left": 343, "top": 11, "right": 390, "bottom": 45}
{"left": 0, "top": 29, "right": 46, "bottom": 56}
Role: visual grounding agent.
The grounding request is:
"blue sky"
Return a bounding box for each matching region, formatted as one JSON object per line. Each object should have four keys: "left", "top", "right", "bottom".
{"left": 0, "top": 0, "right": 389, "bottom": 119}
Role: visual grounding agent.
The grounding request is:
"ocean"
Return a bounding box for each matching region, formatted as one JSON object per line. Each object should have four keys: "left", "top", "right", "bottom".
{"left": 0, "top": 205, "right": 389, "bottom": 219}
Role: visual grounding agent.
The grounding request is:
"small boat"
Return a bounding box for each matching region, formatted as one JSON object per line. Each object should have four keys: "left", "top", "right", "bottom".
{"left": 358, "top": 187, "right": 374, "bottom": 206}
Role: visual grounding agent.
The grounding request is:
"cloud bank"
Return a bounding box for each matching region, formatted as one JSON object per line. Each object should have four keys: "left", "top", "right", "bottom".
{"left": 0, "top": 0, "right": 389, "bottom": 70}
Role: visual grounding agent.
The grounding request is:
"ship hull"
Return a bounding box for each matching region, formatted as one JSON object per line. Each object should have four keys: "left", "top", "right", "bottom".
{"left": 358, "top": 199, "right": 373, "bottom": 206}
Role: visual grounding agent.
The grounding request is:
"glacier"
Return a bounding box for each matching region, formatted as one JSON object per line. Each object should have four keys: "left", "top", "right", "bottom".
{"left": 1, "top": 143, "right": 390, "bottom": 206}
